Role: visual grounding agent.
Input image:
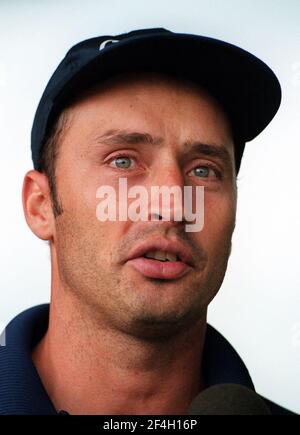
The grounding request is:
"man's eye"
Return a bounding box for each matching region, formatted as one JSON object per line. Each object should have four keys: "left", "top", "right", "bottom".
{"left": 191, "top": 166, "right": 211, "bottom": 178}
{"left": 111, "top": 156, "right": 135, "bottom": 169}
{"left": 194, "top": 166, "right": 209, "bottom": 177}
{"left": 188, "top": 165, "right": 221, "bottom": 180}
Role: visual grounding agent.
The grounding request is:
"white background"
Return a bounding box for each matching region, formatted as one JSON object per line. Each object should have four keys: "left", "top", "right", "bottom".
{"left": 0, "top": 0, "right": 299, "bottom": 413}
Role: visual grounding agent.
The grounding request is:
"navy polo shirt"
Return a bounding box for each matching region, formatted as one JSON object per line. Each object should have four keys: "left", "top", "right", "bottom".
{"left": 0, "top": 304, "right": 294, "bottom": 415}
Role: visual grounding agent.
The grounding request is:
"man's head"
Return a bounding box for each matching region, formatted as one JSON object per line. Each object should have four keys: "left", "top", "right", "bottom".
{"left": 23, "top": 72, "right": 236, "bottom": 339}
{"left": 22, "top": 28, "right": 281, "bottom": 341}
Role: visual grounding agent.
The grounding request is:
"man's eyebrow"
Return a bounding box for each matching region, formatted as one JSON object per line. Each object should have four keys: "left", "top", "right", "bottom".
{"left": 95, "top": 129, "right": 164, "bottom": 146}
{"left": 183, "top": 140, "right": 233, "bottom": 165}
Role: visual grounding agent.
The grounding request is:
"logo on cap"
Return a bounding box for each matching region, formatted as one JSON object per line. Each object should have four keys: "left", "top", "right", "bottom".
{"left": 99, "top": 39, "right": 120, "bottom": 51}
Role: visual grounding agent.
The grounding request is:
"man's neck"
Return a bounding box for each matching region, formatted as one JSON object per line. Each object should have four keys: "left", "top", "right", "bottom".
{"left": 31, "top": 295, "right": 207, "bottom": 415}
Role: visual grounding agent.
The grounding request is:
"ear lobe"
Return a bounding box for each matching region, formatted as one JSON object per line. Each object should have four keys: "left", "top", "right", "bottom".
{"left": 22, "top": 170, "right": 55, "bottom": 240}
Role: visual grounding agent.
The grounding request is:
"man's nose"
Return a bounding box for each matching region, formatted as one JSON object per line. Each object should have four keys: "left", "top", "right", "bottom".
{"left": 147, "top": 160, "right": 186, "bottom": 223}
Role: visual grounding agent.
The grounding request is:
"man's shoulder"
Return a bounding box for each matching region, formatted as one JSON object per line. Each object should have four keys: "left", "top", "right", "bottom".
{"left": 259, "top": 394, "right": 297, "bottom": 415}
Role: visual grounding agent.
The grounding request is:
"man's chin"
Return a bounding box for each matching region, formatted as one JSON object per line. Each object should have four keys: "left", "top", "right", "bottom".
{"left": 118, "top": 307, "right": 203, "bottom": 342}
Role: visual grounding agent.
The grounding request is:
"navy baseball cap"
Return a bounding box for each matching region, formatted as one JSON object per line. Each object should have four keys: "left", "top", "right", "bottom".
{"left": 31, "top": 27, "right": 281, "bottom": 172}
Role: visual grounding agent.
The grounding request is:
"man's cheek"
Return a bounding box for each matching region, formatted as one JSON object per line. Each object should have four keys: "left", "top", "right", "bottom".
{"left": 92, "top": 222, "right": 123, "bottom": 258}
{"left": 203, "top": 200, "right": 234, "bottom": 232}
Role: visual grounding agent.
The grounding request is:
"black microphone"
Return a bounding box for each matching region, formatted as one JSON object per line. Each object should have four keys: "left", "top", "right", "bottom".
{"left": 188, "top": 384, "right": 271, "bottom": 415}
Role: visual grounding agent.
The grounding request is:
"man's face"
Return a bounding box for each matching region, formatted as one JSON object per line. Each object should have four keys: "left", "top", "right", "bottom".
{"left": 52, "top": 73, "right": 237, "bottom": 340}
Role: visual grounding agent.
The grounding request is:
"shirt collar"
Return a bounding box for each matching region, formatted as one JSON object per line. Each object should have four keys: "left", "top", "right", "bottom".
{"left": 0, "top": 303, "right": 254, "bottom": 415}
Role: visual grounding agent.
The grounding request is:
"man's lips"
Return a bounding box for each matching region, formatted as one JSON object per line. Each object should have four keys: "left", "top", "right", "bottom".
{"left": 125, "top": 237, "right": 194, "bottom": 280}
{"left": 126, "top": 257, "right": 192, "bottom": 280}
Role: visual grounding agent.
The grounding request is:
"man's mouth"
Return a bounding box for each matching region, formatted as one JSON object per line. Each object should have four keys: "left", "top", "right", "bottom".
{"left": 125, "top": 239, "right": 194, "bottom": 280}
{"left": 143, "top": 250, "right": 179, "bottom": 262}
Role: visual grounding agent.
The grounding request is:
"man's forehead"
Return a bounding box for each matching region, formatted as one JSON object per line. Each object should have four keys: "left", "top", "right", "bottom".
{"left": 67, "top": 70, "right": 226, "bottom": 113}
{"left": 67, "top": 72, "right": 231, "bottom": 133}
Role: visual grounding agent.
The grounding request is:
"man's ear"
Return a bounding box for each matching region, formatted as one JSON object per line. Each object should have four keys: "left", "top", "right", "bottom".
{"left": 22, "top": 170, "right": 55, "bottom": 240}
